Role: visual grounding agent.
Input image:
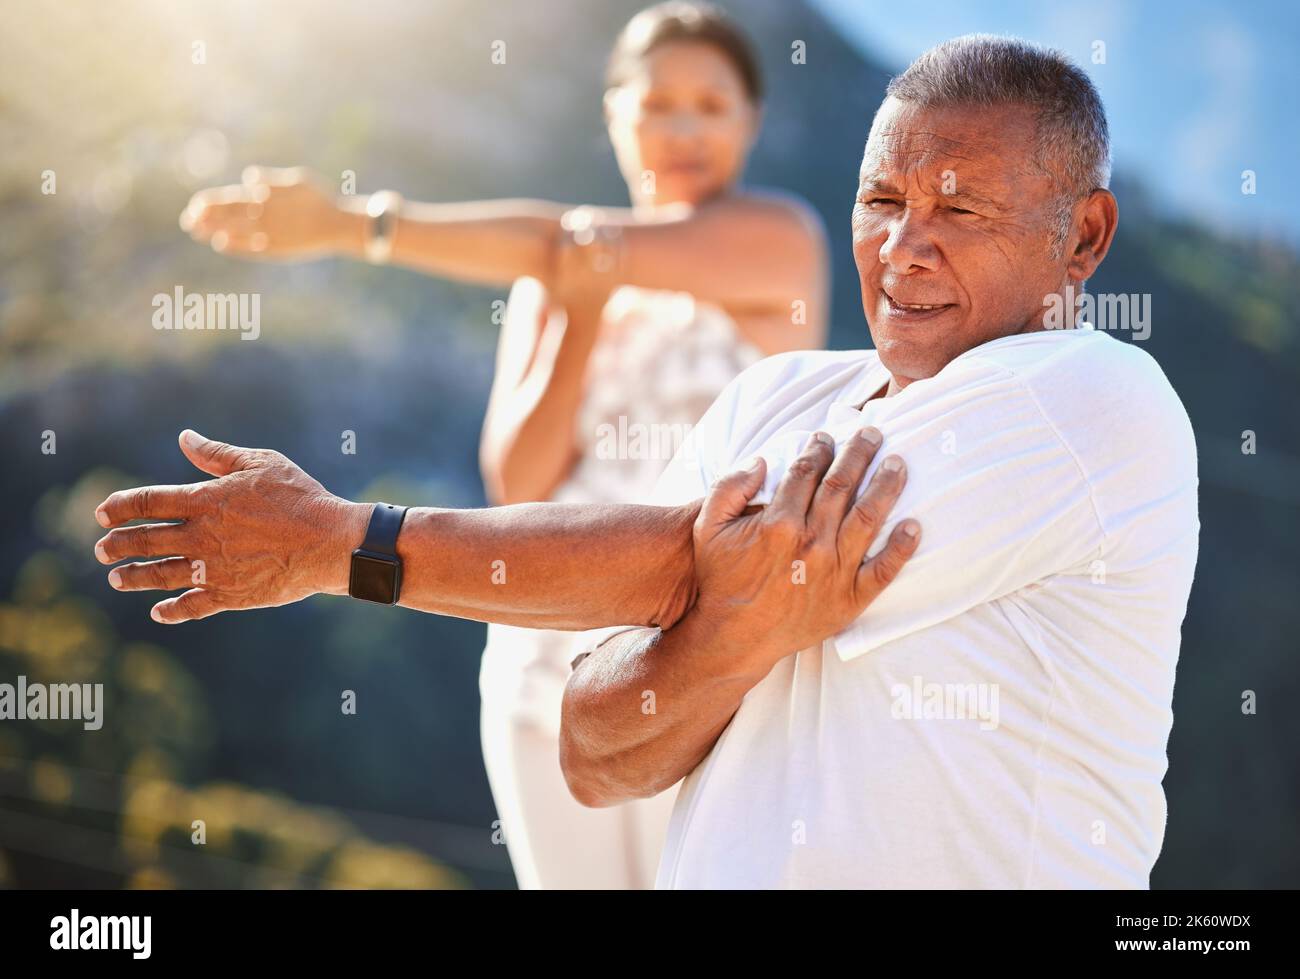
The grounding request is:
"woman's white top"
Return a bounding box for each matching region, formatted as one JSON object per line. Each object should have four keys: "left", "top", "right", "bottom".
{"left": 478, "top": 285, "right": 764, "bottom": 734}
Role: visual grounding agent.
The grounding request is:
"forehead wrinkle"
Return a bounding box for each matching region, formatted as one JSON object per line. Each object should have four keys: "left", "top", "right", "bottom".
{"left": 864, "top": 117, "right": 1043, "bottom": 187}
{"left": 864, "top": 135, "right": 979, "bottom": 179}
{"left": 871, "top": 117, "right": 991, "bottom": 147}
{"left": 860, "top": 148, "right": 996, "bottom": 197}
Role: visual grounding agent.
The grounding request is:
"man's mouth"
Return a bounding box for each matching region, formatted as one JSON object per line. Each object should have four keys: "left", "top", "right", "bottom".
{"left": 882, "top": 290, "right": 956, "bottom": 320}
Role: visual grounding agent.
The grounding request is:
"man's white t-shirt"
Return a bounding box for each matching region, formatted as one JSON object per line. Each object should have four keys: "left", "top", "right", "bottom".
{"left": 583, "top": 326, "right": 1199, "bottom": 889}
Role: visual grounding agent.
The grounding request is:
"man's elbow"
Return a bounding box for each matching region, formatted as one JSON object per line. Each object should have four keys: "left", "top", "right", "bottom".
{"left": 559, "top": 678, "right": 658, "bottom": 808}
{"left": 559, "top": 740, "right": 620, "bottom": 809}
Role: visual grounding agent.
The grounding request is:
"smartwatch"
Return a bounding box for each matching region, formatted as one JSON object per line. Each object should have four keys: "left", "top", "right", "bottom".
{"left": 349, "top": 503, "right": 409, "bottom": 605}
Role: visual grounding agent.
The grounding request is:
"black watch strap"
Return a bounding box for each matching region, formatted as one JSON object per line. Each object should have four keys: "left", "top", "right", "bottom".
{"left": 360, "top": 502, "right": 408, "bottom": 556}
{"left": 349, "top": 503, "right": 409, "bottom": 605}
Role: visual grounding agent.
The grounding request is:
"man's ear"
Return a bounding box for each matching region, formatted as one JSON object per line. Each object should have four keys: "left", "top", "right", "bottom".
{"left": 602, "top": 88, "right": 618, "bottom": 128}
{"left": 1067, "top": 188, "right": 1118, "bottom": 283}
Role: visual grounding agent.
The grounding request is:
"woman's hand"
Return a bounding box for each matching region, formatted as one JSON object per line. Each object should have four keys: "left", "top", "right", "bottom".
{"left": 180, "top": 165, "right": 356, "bottom": 259}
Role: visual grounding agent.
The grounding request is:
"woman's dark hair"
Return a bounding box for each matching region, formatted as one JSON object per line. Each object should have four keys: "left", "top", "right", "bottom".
{"left": 605, "top": 1, "right": 763, "bottom": 104}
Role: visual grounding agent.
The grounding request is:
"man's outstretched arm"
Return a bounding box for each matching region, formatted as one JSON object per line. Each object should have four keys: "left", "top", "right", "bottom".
{"left": 391, "top": 500, "right": 698, "bottom": 630}
{"left": 93, "top": 429, "right": 699, "bottom": 628}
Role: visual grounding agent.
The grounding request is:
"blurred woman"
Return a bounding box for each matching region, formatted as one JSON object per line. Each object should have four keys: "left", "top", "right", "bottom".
{"left": 181, "top": 0, "right": 828, "bottom": 888}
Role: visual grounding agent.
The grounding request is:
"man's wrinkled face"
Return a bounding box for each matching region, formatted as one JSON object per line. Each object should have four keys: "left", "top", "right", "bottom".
{"left": 853, "top": 97, "right": 1071, "bottom": 390}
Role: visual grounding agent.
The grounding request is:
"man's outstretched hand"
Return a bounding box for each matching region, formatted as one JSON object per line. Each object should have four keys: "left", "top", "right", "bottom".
{"left": 94, "top": 430, "right": 367, "bottom": 624}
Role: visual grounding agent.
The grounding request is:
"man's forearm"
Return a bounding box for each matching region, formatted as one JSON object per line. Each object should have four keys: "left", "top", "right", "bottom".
{"left": 559, "top": 611, "right": 773, "bottom": 807}
{"left": 327, "top": 499, "right": 700, "bottom": 632}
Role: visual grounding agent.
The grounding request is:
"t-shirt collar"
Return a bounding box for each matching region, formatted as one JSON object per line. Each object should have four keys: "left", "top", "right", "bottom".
{"left": 826, "top": 352, "right": 892, "bottom": 423}
{"left": 830, "top": 323, "right": 1098, "bottom": 418}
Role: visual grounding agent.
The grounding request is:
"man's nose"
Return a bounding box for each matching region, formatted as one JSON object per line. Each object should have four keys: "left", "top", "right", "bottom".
{"left": 878, "top": 209, "right": 941, "bottom": 274}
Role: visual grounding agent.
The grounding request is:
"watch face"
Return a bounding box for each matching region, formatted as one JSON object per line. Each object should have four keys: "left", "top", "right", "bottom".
{"left": 349, "top": 552, "right": 400, "bottom": 605}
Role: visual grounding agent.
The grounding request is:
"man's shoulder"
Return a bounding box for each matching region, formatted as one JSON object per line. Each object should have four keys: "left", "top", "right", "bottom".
{"left": 963, "top": 330, "right": 1190, "bottom": 433}
{"left": 726, "top": 347, "right": 880, "bottom": 404}
{"left": 963, "top": 329, "right": 1197, "bottom": 499}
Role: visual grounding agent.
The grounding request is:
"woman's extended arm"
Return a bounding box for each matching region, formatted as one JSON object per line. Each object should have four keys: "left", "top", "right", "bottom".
{"left": 558, "top": 191, "right": 831, "bottom": 353}
{"left": 338, "top": 189, "right": 830, "bottom": 349}
{"left": 335, "top": 195, "right": 569, "bottom": 285}
{"left": 183, "top": 169, "right": 828, "bottom": 349}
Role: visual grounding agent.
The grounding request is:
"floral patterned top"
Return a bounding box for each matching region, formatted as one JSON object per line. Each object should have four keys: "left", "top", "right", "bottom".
{"left": 479, "top": 285, "right": 764, "bottom": 733}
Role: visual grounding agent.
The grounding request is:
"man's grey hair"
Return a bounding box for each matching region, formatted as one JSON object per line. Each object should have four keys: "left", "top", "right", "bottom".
{"left": 884, "top": 34, "right": 1111, "bottom": 252}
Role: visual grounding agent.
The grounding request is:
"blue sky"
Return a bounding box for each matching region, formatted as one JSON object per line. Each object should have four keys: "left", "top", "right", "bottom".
{"left": 812, "top": 0, "right": 1299, "bottom": 247}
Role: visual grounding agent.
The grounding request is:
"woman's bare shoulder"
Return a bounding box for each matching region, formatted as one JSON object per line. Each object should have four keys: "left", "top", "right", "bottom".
{"left": 710, "top": 188, "right": 827, "bottom": 249}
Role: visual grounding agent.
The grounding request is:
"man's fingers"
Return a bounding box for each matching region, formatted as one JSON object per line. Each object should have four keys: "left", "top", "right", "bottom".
{"left": 855, "top": 520, "right": 921, "bottom": 600}
{"left": 810, "top": 427, "right": 882, "bottom": 532}
{"left": 698, "top": 457, "right": 767, "bottom": 532}
{"left": 178, "top": 429, "right": 257, "bottom": 478}
{"left": 94, "top": 522, "right": 190, "bottom": 564}
{"left": 839, "top": 454, "right": 908, "bottom": 559}
{"left": 107, "top": 557, "right": 196, "bottom": 592}
{"left": 94, "top": 483, "right": 196, "bottom": 529}
{"left": 151, "top": 588, "right": 227, "bottom": 625}
{"left": 767, "top": 432, "right": 834, "bottom": 523}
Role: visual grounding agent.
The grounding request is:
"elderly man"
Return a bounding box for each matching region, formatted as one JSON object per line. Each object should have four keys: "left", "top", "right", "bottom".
{"left": 97, "top": 35, "right": 1197, "bottom": 888}
{"left": 559, "top": 35, "right": 1198, "bottom": 888}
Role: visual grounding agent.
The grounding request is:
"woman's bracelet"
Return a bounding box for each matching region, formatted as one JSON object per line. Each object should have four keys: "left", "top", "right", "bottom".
{"left": 559, "top": 206, "right": 625, "bottom": 278}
